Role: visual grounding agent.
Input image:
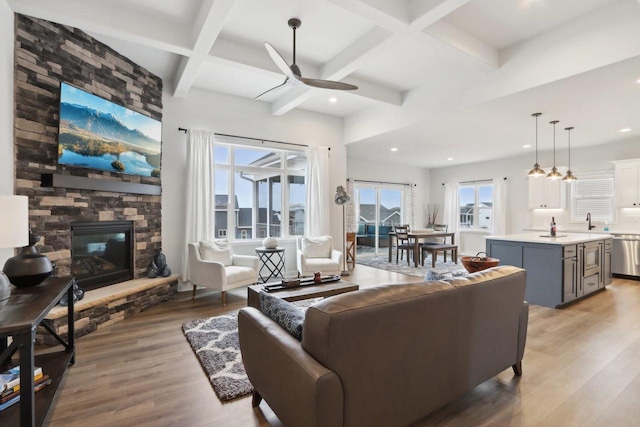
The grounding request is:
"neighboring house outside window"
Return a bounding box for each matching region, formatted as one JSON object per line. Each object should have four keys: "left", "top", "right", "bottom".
{"left": 213, "top": 138, "right": 307, "bottom": 241}
{"left": 458, "top": 182, "right": 494, "bottom": 230}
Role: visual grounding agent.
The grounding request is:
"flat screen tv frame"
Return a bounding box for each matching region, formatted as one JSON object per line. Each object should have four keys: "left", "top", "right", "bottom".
{"left": 57, "top": 82, "right": 162, "bottom": 178}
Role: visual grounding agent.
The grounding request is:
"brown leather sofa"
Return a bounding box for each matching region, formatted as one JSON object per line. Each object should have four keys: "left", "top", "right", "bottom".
{"left": 238, "top": 265, "right": 528, "bottom": 427}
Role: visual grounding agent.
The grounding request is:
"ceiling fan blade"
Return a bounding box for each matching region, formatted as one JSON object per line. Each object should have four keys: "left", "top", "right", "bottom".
{"left": 264, "top": 42, "right": 295, "bottom": 79}
{"left": 254, "top": 78, "right": 290, "bottom": 100}
{"left": 298, "top": 77, "right": 358, "bottom": 91}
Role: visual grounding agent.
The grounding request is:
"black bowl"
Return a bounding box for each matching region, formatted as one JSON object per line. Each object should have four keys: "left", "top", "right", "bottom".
{"left": 8, "top": 272, "right": 52, "bottom": 288}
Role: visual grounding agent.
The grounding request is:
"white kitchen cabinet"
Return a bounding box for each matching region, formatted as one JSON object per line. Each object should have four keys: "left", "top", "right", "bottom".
{"left": 528, "top": 175, "right": 564, "bottom": 209}
{"left": 613, "top": 160, "right": 640, "bottom": 207}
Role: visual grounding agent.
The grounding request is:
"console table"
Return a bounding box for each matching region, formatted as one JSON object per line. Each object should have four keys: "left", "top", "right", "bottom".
{"left": 0, "top": 277, "right": 75, "bottom": 427}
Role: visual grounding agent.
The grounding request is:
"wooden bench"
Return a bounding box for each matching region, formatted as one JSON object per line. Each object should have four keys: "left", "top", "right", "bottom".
{"left": 421, "top": 243, "right": 458, "bottom": 267}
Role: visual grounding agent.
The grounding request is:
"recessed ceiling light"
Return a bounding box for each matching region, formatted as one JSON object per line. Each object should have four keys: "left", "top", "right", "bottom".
{"left": 523, "top": 144, "right": 531, "bottom": 148}
{"left": 620, "top": 128, "right": 632, "bottom": 132}
{"left": 390, "top": 147, "right": 398, "bottom": 152}
{"left": 447, "top": 157, "right": 453, "bottom": 161}
{"left": 636, "top": 79, "right": 640, "bottom": 84}
{"left": 329, "top": 97, "right": 337, "bottom": 103}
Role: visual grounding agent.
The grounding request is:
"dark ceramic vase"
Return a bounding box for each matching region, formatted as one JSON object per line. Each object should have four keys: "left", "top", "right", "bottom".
{"left": 3, "top": 237, "right": 53, "bottom": 288}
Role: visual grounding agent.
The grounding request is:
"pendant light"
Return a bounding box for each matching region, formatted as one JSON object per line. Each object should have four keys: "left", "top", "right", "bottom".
{"left": 562, "top": 126, "right": 577, "bottom": 182}
{"left": 528, "top": 112, "right": 545, "bottom": 177}
{"left": 546, "top": 120, "right": 563, "bottom": 180}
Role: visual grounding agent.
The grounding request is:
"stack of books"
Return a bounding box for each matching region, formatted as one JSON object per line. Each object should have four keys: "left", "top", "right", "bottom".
{"left": 0, "top": 366, "right": 52, "bottom": 412}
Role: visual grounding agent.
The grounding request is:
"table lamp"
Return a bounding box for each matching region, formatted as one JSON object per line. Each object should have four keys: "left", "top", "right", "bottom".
{"left": 0, "top": 195, "right": 29, "bottom": 301}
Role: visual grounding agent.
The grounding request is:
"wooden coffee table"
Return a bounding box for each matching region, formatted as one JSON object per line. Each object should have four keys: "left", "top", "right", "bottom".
{"left": 247, "top": 280, "right": 359, "bottom": 309}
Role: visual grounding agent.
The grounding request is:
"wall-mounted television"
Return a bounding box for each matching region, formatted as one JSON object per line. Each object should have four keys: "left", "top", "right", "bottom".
{"left": 57, "top": 82, "right": 162, "bottom": 178}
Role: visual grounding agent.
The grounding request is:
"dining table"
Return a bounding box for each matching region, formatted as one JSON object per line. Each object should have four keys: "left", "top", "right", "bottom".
{"left": 388, "top": 230, "right": 456, "bottom": 267}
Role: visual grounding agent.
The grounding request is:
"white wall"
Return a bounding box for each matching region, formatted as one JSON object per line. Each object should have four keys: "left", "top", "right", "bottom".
{"left": 429, "top": 138, "right": 640, "bottom": 254}
{"left": 347, "top": 157, "right": 430, "bottom": 227}
{"left": 0, "top": 3, "right": 14, "bottom": 265}
{"left": 161, "top": 88, "right": 345, "bottom": 284}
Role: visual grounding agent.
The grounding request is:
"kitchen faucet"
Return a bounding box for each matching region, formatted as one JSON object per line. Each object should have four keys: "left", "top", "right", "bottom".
{"left": 586, "top": 213, "right": 595, "bottom": 230}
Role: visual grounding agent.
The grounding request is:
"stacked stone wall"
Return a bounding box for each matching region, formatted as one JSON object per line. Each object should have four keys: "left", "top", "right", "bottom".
{"left": 13, "top": 14, "right": 163, "bottom": 277}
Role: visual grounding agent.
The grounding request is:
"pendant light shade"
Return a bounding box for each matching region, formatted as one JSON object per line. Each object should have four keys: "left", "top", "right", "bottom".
{"left": 528, "top": 113, "right": 546, "bottom": 177}
{"left": 562, "top": 126, "right": 577, "bottom": 182}
{"left": 547, "top": 120, "right": 563, "bottom": 180}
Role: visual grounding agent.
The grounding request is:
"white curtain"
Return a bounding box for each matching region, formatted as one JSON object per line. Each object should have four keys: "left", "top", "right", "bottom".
{"left": 403, "top": 185, "right": 415, "bottom": 229}
{"left": 181, "top": 129, "right": 216, "bottom": 282}
{"left": 492, "top": 177, "right": 508, "bottom": 235}
{"left": 305, "top": 146, "right": 331, "bottom": 236}
{"left": 443, "top": 182, "right": 460, "bottom": 244}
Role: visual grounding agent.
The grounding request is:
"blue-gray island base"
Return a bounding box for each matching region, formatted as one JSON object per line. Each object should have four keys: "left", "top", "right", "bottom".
{"left": 485, "top": 233, "right": 612, "bottom": 308}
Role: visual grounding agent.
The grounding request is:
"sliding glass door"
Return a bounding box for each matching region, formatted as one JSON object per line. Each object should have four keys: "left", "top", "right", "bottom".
{"left": 355, "top": 185, "right": 404, "bottom": 256}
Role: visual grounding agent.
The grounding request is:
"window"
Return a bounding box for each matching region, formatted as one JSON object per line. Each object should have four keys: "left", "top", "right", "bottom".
{"left": 213, "top": 137, "right": 306, "bottom": 241}
{"left": 354, "top": 185, "right": 405, "bottom": 256}
{"left": 570, "top": 173, "right": 614, "bottom": 222}
{"left": 459, "top": 182, "right": 493, "bottom": 230}
{"left": 218, "top": 229, "right": 227, "bottom": 237}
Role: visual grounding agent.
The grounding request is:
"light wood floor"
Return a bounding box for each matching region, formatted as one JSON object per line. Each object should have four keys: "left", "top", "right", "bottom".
{"left": 41, "top": 266, "right": 640, "bottom": 427}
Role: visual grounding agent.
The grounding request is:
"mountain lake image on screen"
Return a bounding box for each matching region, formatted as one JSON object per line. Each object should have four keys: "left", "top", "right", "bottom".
{"left": 57, "top": 82, "right": 162, "bottom": 178}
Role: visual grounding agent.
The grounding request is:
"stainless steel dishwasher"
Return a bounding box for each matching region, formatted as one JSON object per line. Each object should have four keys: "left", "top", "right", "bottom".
{"left": 612, "top": 234, "right": 640, "bottom": 278}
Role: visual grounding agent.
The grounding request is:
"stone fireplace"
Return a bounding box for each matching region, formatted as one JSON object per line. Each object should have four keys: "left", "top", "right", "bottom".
{"left": 12, "top": 15, "right": 177, "bottom": 343}
{"left": 13, "top": 15, "right": 163, "bottom": 280}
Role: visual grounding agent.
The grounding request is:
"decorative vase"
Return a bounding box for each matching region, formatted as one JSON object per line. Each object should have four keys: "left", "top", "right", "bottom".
{"left": 2, "top": 231, "right": 53, "bottom": 288}
{"left": 262, "top": 236, "right": 278, "bottom": 249}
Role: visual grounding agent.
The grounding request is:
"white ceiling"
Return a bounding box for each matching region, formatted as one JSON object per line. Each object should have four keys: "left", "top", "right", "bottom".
{"left": 7, "top": 0, "right": 640, "bottom": 168}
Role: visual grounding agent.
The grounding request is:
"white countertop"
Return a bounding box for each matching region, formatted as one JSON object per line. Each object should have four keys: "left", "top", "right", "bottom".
{"left": 485, "top": 232, "right": 612, "bottom": 245}
{"left": 523, "top": 227, "right": 640, "bottom": 236}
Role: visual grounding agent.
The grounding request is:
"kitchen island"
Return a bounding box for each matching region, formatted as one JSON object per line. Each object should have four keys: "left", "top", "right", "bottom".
{"left": 485, "top": 233, "right": 612, "bottom": 308}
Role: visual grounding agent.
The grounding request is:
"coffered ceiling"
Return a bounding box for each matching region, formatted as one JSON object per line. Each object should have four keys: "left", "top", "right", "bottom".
{"left": 7, "top": 0, "right": 640, "bottom": 168}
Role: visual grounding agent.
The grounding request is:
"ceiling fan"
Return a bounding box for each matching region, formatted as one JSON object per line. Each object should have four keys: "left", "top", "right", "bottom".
{"left": 255, "top": 18, "right": 358, "bottom": 99}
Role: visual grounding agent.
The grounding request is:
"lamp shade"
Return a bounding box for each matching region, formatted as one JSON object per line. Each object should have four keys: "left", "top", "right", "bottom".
{"left": 334, "top": 185, "right": 350, "bottom": 205}
{"left": 0, "top": 195, "right": 28, "bottom": 248}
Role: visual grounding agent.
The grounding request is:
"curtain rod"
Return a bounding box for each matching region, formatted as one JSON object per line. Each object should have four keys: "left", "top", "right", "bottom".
{"left": 441, "top": 177, "right": 507, "bottom": 186}
{"left": 350, "top": 178, "right": 416, "bottom": 187}
{"left": 177, "top": 127, "right": 328, "bottom": 150}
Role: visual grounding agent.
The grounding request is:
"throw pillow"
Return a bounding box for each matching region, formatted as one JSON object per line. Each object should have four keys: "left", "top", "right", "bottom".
{"left": 259, "top": 292, "right": 305, "bottom": 341}
{"left": 301, "top": 236, "right": 331, "bottom": 259}
{"left": 199, "top": 239, "right": 234, "bottom": 266}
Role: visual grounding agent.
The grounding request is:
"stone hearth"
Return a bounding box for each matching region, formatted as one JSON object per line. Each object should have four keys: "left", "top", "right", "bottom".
{"left": 37, "top": 275, "right": 178, "bottom": 345}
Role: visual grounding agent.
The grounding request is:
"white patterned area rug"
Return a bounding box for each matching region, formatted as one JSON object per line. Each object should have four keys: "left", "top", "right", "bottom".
{"left": 182, "top": 299, "right": 319, "bottom": 401}
{"left": 182, "top": 314, "right": 250, "bottom": 401}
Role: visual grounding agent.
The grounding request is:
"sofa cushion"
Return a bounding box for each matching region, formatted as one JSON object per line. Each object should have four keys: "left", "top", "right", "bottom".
{"left": 259, "top": 292, "right": 305, "bottom": 340}
{"left": 199, "top": 239, "right": 233, "bottom": 266}
{"left": 304, "top": 258, "right": 340, "bottom": 273}
{"left": 225, "top": 266, "right": 257, "bottom": 286}
{"left": 301, "top": 236, "right": 331, "bottom": 259}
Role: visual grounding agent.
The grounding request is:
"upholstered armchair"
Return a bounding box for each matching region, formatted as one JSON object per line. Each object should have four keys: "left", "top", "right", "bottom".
{"left": 188, "top": 240, "right": 259, "bottom": 305}
{"left": 296, "top": 236, "right": 342, "bottom": 277}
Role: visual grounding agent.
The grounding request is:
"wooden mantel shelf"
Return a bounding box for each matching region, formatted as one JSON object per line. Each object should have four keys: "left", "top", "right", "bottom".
{"left": 41, "top": 173, "right": 161, "bottom": 196}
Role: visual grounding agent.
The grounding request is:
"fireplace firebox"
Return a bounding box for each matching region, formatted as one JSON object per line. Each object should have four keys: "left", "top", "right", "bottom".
{"left": 71, "top": 221, "right": 134, "bottom": 291}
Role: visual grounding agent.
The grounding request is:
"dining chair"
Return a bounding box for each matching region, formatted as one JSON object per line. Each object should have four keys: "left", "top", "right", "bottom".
{"left": 423, "top": 224, "right": 448, "bottom": 245}
{"left": 394, "top": 225, "right": 414, "bottom": 266}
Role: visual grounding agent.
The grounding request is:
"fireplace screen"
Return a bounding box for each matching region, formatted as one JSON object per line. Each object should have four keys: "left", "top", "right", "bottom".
{"left": 71, "top": 221, "right": 134, "bottom": 291}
